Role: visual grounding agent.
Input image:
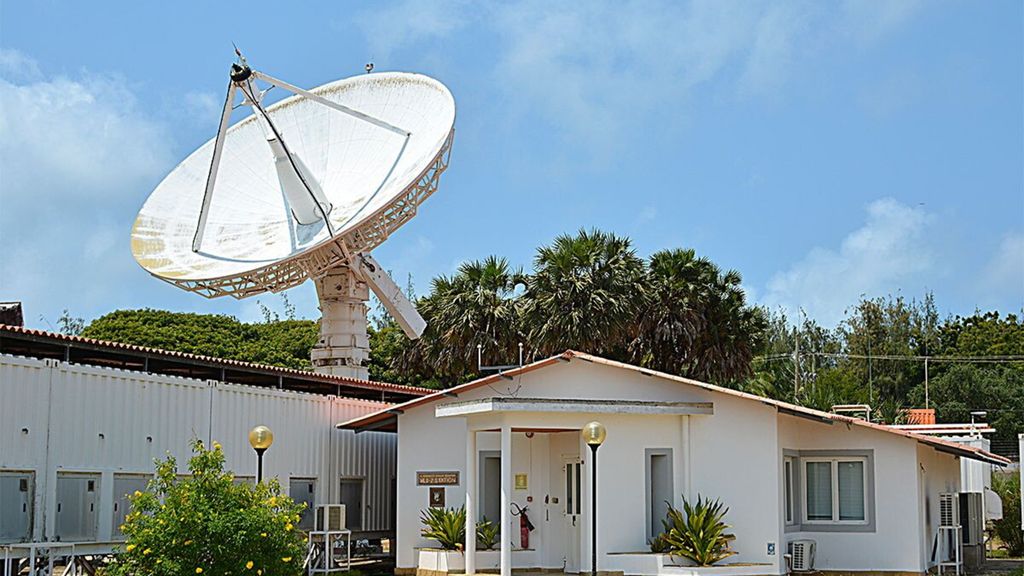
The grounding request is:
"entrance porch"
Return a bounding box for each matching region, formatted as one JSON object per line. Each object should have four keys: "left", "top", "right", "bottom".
{"left": 437, "top": 397, "right": 713, "bottom": 576}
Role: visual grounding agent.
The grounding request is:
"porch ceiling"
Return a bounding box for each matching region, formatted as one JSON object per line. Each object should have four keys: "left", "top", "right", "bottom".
{"left": 435, "top": 396, "right": 714, "bottom": 418}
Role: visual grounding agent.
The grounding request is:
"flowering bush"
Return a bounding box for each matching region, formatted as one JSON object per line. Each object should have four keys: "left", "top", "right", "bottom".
{"left": 106, "top": 439, "right": 307, "bottom": 576}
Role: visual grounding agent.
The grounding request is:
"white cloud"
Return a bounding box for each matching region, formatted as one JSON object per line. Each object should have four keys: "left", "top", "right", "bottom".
{"left": 354, "top": 0, "right": 473, "bottom": 61}
{"left": 981, "top": 232, "right": 1024, "bottom": 304}
{"left": 355, "top": 1, "right": 922, "bottom": 158}
{"left": 0, "top": 48, "right": 41, "bottom": 81}
{"left": 0, "top": 54, "right": 176, "bottom": 324}
{"left": 762, "top": 198, "right": 936, "bottom": 326}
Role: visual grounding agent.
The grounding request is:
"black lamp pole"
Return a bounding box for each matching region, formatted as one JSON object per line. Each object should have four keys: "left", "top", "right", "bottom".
{"left": 255, "top": 447, "right": 267, "bottom": 483}
{"left": 590, "top": 442, "right": 599, "bottom": 576}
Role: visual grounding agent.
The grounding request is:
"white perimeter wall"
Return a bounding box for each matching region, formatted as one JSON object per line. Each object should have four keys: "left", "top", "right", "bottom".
{"left": 0, "top": 353, "right": 396, "bottom": 544}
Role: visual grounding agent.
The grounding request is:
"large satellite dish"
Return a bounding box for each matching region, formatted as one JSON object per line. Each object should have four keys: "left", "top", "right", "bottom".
{"left": 132, "top": 53, "right": 455, "bottom": 379}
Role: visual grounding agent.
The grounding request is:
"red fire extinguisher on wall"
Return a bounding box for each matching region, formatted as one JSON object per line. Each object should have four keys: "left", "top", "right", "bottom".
{"left": 511, "top": 503, "right": 535, "bottom": 548}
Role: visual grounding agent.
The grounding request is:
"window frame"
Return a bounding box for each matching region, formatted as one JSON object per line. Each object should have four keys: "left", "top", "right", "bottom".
{"left": 800, "top": 456, "right": 869, "bottom": 526}
{"left": 783, "top": 456, "right": 796, "bottom": 526}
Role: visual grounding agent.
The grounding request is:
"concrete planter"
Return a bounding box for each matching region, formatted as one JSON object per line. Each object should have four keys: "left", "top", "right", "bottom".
{"left": 417, "top": 549, "right": 464, "bottom": 574}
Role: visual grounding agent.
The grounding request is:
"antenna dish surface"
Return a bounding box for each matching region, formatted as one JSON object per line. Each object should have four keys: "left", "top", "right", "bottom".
{"left": 131, "top": 72, "right": 455, "bottom": 298}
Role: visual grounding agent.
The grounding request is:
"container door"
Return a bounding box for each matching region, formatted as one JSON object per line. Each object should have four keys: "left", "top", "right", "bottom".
{"left": 340, "top": 478, "right": 364, "bottom": 531}
{"left": 112, "top": 475, "right": 150, "bottom": 540}
{"left": 56, "top": 473, "right": 100, "bottom": 542}
{"left": 289, "top": 478, "right": 316, "bottom": 531}
{"left": 0, "top": 472, "right": 33, "bottom": 544}
{"left": 563, "top": 458, "right": 581, "bottom": 573}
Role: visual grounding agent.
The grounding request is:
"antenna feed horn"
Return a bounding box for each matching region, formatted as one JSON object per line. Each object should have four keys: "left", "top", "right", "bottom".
{"left": 230, "top": 62, "right": 253, "bottom": 82}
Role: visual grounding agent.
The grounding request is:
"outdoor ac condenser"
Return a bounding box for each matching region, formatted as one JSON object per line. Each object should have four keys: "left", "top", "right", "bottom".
{"left": 315, "top": 504, "right": 346, "bottom": 532}
{"left": 789, "top": 540, "right": 816, "bottom": 572}
{"left": 939, "top": 492, "right": 959, "bottom": 527}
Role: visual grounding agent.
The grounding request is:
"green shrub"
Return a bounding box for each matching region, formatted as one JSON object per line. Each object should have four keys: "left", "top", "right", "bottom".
{"left": 106, "top": 438, "right": 307, "bottom": 576}
{"left": 420, "top": 507, "right": 466, "bottom": 550}
{"left": 659, "top": 495, "right": 736, "bottom": 566}
{"left": 992, "top": 472, "right": 1023, "bottom": 556}
{"left": 477, "top": 516, "right": 499, "bottom": 550}
{"left": 648, "top": 532, "right": 671, "bottom": 553}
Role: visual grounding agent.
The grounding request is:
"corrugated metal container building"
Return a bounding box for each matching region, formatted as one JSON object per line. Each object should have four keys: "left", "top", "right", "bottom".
{"left": 0, "top": 326, "right": 422, "bottom": 554}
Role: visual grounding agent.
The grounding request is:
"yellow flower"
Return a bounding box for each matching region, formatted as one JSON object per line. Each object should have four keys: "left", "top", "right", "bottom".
{"left": 184, "top": 540, "right": 193, "bottom": 545}
{"left": 285, "top": 523, "right": 293, "bottom": 531}
{"left": 257, "top": 571, "right": 263, "bottom": 576}
{"left": 196, "top": 568, "right": 203, "bottom": 574}
{"left": 282, "top": 557, "right": 292, "bottom": 563}
{"left": 246, "top": 561, "right": 254, "bottom": 570}
{"left": 213, "top": 441, "right": 222, "bottom": 450}
{"left": 143, "top": 548, "right": 151, "bottom": 555}
{"left": 133, "top": 490, "right": 142, "bottom": 497}
{"left": 260, "top": 532, "right": 267, "bottom": 538}
{"left": 125, "top": 544, "right": 136, "bottom": 552}
{"left": 118, "top": 524, "right": 125, "bottom": 532}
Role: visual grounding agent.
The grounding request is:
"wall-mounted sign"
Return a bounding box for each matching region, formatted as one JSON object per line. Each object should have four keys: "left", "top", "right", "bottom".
{"left": 515, "top": 473, "right": 528, "bottom": 490}
{"left": 417, "top": 471, "right": 459, "bottom": 486}
{"left": 429, "top": 487, "right": 446, "bottom": 508}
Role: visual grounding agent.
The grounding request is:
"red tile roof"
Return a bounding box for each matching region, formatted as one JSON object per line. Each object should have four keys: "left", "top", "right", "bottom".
{"left": 0, "top": 324, "right": 430, "bottom": 399}
{"left": 339, "top": 350, "right": 1010, "bottom": 466}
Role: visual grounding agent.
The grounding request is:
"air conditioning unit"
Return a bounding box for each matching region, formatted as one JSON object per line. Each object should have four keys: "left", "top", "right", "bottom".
{"left": 939, "top": 492, "right": 959, "bottom": 527}
{"left": 959, "top": 492, "right": 984, "bottom": 546}
{"left": 315, "top": 504, "right": 346, "bottom": 532}
{"left": 789, "top": 540, "right": 816, "bottom": 572}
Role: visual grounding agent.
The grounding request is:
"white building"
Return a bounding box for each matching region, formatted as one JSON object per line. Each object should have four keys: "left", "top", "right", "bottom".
{"left": 341, "top": 350, "right": 1009, "bottom": 576}
{"left": 0, "top": 324, "right": 427, "bottom": 559}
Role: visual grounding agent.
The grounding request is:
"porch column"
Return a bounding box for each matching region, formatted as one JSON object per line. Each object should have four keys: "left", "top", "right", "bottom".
{"left": 465, "top": 429, "right": 477, "bottom": 575}
{"left": 500, "top": 424, "right": 512, "bottom": 576}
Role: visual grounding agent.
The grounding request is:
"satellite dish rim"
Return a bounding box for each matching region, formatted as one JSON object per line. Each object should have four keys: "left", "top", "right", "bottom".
{"left": 131, "top": 70, "right": 456, "bottom": 298}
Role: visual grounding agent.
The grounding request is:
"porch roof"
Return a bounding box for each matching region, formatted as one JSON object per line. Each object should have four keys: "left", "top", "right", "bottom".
{"left": 435, "top": 396, "right": 714, "bottom": 418}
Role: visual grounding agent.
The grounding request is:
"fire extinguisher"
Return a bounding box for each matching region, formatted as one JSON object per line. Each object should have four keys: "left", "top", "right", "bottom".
{"left": 511, "top": 503, "right": 535, "bottom": 548}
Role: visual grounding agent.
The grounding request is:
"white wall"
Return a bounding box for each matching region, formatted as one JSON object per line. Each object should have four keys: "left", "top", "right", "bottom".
{"left": 396, "top": 360, "right": 782, "bottom": 571}
{"left": 776, "top": 413, "right": 960, "bottom": 573}
{"left": 0, "top": 354, "right": 396, "bottom": 547}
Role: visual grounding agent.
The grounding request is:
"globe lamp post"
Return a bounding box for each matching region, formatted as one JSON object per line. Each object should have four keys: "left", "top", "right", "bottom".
{"left": 582, "top": 421, "right": 606, "bottom": 576}
{"left": 248, "top": 425, "right": 274, "bottom": 483}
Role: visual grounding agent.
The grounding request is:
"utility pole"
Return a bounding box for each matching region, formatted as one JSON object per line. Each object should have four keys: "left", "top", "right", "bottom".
{"left": 794, "top": 326, "right": 800, "bottom": 398}
{"left": 924, "top": 357, "right": 930, "bottom": 410}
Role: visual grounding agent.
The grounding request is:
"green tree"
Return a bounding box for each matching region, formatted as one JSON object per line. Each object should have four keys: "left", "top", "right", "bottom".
{"left": 107, "top": 439, "right": 306, "bottom": 576}
{"left": 524, "top": 229, "right": 645, "bottom": 358}
{"left": 992, "top": 472, "right": 1023, "bottom": 556}
{"left": 397, "top": 256, "right": 526, "bottom": 383}
{"left": 82, "top": 309, "right": 318, "bottom": 370}
{"left": 636, "top": 249, "right": 765, "bottom": 384}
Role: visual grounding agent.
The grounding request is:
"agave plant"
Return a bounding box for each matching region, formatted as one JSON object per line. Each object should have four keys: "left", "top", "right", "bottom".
{"left": 660, "top": 495, "right": 736, "bottom": 566}
{"left": 648, "top": 532, "right": 671, "bottom": 553}
{"left": 420, "top": 507, "right": 466, "bottom": 551}
{"left": 476, "top": 516, "right": 499, "bottom": 550}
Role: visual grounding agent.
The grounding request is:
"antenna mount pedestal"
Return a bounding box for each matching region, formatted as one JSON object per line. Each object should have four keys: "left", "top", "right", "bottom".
{"left": 312, "top": 266, "right": 370, "bottom": 380}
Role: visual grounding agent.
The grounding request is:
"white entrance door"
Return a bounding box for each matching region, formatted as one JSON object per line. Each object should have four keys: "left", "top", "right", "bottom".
{"left": 562, "top": 457, "right": 582, "bottom": 573}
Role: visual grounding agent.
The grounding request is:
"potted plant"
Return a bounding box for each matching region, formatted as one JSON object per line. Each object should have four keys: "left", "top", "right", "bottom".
{"left": 418, "top": 507, "right": 466, "bottom": 573}
{"left": 477, "top": 516, "right": 499, "bottom": 551}
{"left": 657, "top": 495, "right": 737, "bottom": 566}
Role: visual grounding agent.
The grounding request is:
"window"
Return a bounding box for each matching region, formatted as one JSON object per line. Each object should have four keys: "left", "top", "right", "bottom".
{"left": 289, "top": 478, "right": 316, "bottom": 531}
{"left": 646, "top": 449, "right": 674, "bottom": 540}
{"left": 802, "top": 457, "right": 867, "bottom": 524}
{"left": 783, "top": 457, "right": 795, "bottom": 526}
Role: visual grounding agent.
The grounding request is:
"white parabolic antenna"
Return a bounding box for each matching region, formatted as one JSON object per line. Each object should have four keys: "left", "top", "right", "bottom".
{"left": 132, "top": 56, "right": 455, "bottom": 379}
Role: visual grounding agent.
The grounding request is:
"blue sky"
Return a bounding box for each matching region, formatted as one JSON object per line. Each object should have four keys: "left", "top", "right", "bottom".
{"left": 1, "top": 0, "right": 1021, "bottom": 329}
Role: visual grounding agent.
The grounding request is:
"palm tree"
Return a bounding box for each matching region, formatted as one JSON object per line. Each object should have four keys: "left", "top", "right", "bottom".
{"left": 523, "top": 229, "right": 646, "bottom": 358}
{"left": 398, "top": 256, "right": 526, "bottom": 381}
{"left": 633, "top": 248, "right": 709, "bottom": 374}
{"left": 636, "top": 250, "right": 765, "bottom": 385}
